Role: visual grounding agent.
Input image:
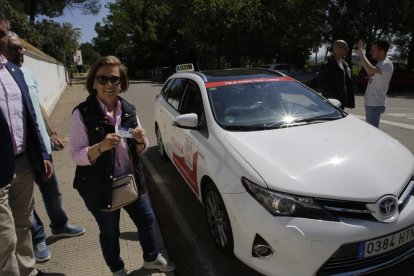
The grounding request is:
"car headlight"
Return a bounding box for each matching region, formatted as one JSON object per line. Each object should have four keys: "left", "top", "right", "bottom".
{"left": 241, "top": 177, "right": 338, "bottom": 221}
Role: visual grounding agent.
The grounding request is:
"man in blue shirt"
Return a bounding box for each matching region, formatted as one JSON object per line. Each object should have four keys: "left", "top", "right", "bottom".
{"left": 4, "top": 31, "right": 86, "bottom": 263}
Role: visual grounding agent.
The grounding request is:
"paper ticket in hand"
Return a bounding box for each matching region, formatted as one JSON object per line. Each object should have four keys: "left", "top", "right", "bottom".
{"left": 117, "top": 127, "right": 134, "bottom": 138}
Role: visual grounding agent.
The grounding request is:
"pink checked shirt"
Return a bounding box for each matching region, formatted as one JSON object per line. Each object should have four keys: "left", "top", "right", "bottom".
{"left": 70, "top": 96, "right": 148, "bottom": 177}
{"left": 0, "top": 55, "right": 27, "bottom": 155}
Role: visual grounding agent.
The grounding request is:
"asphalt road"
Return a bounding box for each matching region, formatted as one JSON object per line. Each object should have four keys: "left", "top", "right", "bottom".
{"left": 123, "top": 82, "right": 414, "bottom": 276}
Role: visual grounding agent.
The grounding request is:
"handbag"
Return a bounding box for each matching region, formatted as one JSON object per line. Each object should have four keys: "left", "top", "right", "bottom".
{"left": 105, "top": 173, "right": 139, "bottom": 211}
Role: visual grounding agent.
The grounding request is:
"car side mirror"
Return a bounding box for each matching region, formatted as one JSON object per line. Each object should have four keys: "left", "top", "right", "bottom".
{"left": 328, "top": 98, "right": 341, "bottom": 108}
{"left": 172, "top": 113, "right": 198, "bottom": 129}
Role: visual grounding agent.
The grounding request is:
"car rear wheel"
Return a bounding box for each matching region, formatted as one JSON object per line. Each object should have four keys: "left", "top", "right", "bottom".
{"left": 155, "top": 125, "right": 168, "bottom": 160}
{"left": 204, "top": 182, "right": 234, "bottom": 253}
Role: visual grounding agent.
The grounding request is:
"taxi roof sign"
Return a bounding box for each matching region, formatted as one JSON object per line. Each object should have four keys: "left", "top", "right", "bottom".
{"left": 176, "top": 63, "right": 194, "bottom": 72}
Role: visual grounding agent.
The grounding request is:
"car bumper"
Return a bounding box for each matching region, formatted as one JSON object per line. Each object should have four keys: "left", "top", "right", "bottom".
{"left": 223, "top": 192, "right": 414, "bottom": 276}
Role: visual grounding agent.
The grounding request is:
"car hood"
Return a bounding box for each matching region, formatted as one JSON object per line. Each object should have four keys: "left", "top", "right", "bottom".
{"left": 224, "top": 116, "right": 414, "bottom": 201}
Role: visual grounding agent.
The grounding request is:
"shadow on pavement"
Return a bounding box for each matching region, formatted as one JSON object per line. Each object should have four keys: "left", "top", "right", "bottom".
{"left": 119, "top": 231, "right": 139, "bottom": 241}
{"left": 129, "top": 267, "right": 174, "bottom": 276}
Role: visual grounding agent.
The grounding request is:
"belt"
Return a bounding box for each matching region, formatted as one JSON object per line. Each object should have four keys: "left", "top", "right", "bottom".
{"left": 14, "top": 151, "right": 25, "bottom": 160}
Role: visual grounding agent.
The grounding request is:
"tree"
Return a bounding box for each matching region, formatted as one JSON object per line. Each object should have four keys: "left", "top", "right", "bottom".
{"left": 79, "top": 42, "right": 100, "bottom": 67}
{"left": 390, "top": 0, "right": 414, "bottom": 70}
{"left": 11, "top": 0, "right": 101, "bottom": 22}
{"left": 36, "top": 19, "right": 80, "bottom": 64}
{"left": 321, "top": 0, "right": 397, "bottom": 67}
{"left": 1, "top": 0, "right": 43, "bottom": 47}
{"left": 94, "top": 0, "right": 169, "bottom": 77}
{"left": 172, "top": 0, "right": 327, "bottom": 68}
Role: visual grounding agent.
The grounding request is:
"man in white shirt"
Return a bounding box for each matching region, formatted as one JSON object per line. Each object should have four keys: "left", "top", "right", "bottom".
{"left": 357, "top": 39, "right": 394, "bottom": 128}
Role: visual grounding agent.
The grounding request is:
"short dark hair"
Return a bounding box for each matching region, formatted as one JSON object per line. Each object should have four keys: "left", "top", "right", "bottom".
{"left": 0, "top": 11, "right": 9, "bottom": 28}
{"left": 371, "top": 39, "right": 390, "bottom": 53}
{"left": 0, "top": 12, "right": 7, "bottom": 22}
{"left": 85, "top": 56, "right": 129, "bottom": 94}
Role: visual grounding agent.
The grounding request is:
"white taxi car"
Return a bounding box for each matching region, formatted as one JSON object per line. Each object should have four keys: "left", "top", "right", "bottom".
{"left": 154, "top": 64, "right": 414, "bottom": 276}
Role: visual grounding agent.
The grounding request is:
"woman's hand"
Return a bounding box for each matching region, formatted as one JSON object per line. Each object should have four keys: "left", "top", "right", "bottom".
{"left": 100, "top": 133, "right": 123, "bottom": 152}
{"left": 132, "top": 127, "right": 146, "bottom": 145}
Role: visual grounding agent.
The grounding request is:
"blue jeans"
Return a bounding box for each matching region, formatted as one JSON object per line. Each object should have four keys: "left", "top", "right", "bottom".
{"left": 365, "top": 106, "right": 386, "bottom": 128}
{"left": 86, "top": 195, "right": 158, "bottom": 272}
{"left": 31, "top": 160, "right": 68, "bottom": 244}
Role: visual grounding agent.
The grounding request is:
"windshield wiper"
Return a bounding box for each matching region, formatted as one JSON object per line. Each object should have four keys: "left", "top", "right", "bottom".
{"left": 264, "top": 121, "right": 309, "bottom": 129}
{"left": 223, "top": 116, "right": 341, "bottom": 131}
{"left": 262, "top": 116, "right": 341, "bottom": 129}
{"left": 223, "top": 125, "right": 269, "bottom": 131}
{"left": 292, "top": 116, "right": 341, "bottom": 124}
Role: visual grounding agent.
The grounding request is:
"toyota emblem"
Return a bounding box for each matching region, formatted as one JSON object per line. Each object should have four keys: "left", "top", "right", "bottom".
{"left": 378, "top": 196, "right": 398, "bottom": 217}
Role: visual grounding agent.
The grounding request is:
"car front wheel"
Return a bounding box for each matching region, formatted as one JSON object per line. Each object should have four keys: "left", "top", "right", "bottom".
{"left": 204, "top": 182, "right": 234, "bottom": 253}
{"left": 155, "top": 125, "right": 168, "bottom": 160}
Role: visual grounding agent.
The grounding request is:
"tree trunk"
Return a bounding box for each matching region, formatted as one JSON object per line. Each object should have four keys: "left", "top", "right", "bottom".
{"left": 407, "top": 27, "right": 414, "bottom": 71}
{"left": 29, "top": 0, "right": 37, "bottom": 23}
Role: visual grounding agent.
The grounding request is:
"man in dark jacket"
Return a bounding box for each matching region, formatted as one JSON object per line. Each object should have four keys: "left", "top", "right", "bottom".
{"left": 0, "top": 13, "right": 53, "bottom": 276}
{"left": 318, "top": 40, "right": 355, "bottom": 109}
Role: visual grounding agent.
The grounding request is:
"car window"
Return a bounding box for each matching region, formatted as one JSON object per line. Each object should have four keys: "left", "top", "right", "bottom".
{"left": 208, "top": 79, "right": 343, "bottom": 130}
{"left": 181, "top": 81, "right": 204, "bottom": 117}
{"left": 166, "top": 78, "right": 188, "bottom": 110}
{"left": 181, "top": 81, "right": 209, "bottom": 137}
{"left": 161, "top": 79, "right": 174, "bottom": 97}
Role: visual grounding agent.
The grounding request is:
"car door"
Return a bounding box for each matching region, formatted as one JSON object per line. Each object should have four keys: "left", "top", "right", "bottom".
{"left": 158, "top": 78, "right": 188, "bottom": 158}
{"left": 171, "top": 80, "right": 208, "bottom": 196}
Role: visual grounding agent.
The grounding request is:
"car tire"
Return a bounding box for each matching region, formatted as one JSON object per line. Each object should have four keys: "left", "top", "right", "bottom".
{"left": 203, "top": 182, "right": 234, "bottom": 254}
{"left": 155, "top": 125, "right": 168, "bottom": 161}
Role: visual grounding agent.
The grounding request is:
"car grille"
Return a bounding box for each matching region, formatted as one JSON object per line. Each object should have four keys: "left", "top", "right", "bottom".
{"left": 316, "top": 176, "right": 414, "bottom": 222}
{"left": 316, "top": 177, "right": 414, "bottom": 275}
{"left": 316, "top": 198, "right": 377, "bottom": 221}
{"left": 317, "top": 239, "right": 414, "bottom": 276}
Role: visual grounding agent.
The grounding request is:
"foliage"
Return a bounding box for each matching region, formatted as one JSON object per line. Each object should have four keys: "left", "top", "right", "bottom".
{"left": 94, "top": 0, "right": 169, "bottom": 76}
{"left": 0, "top": 0, "right": 44, "bottom": 47}
{"left": 6, "top": 0, "right": 414, "bottom": 74}
{"left": 79, "top": 42, "right": 100, "bottom": 66}
{"left": 321, "top": 0, "right": 401, "bottom": 67}
{"left": 11, "top": 0, "right": 100, "bottom": 21}
{"left": 389, "top": 0, "right": 414, "bottom": 69}
{"left": 93, "top": 0, "right": 328, "bottom": 71}
{"left": 36, "top": 19, "right": 80, "bottom": 64}
{"left": 2, "top": 0, "right": 97, "bottom": 64}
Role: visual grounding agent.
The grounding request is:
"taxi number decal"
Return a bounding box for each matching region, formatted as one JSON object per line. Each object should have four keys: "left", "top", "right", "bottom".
{"left": 184, "top": 135, "right": 193, "bottom": 170}
{"left": 172, "top": 135, "right": 194, "bottom": 171}
{"left": 205, "top": 76, "right": 292, "bottom": 88}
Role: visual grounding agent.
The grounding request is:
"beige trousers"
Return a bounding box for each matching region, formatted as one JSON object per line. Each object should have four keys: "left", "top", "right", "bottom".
{"left": 0, "top": 153, "right": 36, "bottom": 276}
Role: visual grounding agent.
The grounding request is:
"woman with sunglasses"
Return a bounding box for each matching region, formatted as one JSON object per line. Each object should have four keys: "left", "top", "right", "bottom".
{"left": 69, "top": 56, "right": 175, "bottom": 276}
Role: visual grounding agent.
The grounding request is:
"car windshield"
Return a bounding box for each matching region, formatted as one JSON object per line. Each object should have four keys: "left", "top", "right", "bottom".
{"left": 207, "top": 79, "right": 344, "bottom": 130}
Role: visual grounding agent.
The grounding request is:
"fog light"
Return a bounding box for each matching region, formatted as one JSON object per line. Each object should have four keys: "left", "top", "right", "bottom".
{"left": 253, "top": 244, "right": 273, "bottom": 257}
{"left": 252, "top": 234, "right": 273, "bottom": 257}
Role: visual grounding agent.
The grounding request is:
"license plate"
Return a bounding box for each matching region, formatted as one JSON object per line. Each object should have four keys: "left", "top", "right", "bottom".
{"left": 358, "top": 225, "right": 414, "bottom": 258}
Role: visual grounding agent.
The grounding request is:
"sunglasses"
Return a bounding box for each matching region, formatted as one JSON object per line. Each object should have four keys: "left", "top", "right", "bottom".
{"left": 95, "top": 75, "right": 121, "bottom": 85}
{"left": 7, "top": 45, "right": 27, "bottom": 53}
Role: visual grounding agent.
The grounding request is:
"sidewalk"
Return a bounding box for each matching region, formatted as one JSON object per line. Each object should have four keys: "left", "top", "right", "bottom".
{"left": 34, "top": 81, "right": 173, "bottom": 276}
